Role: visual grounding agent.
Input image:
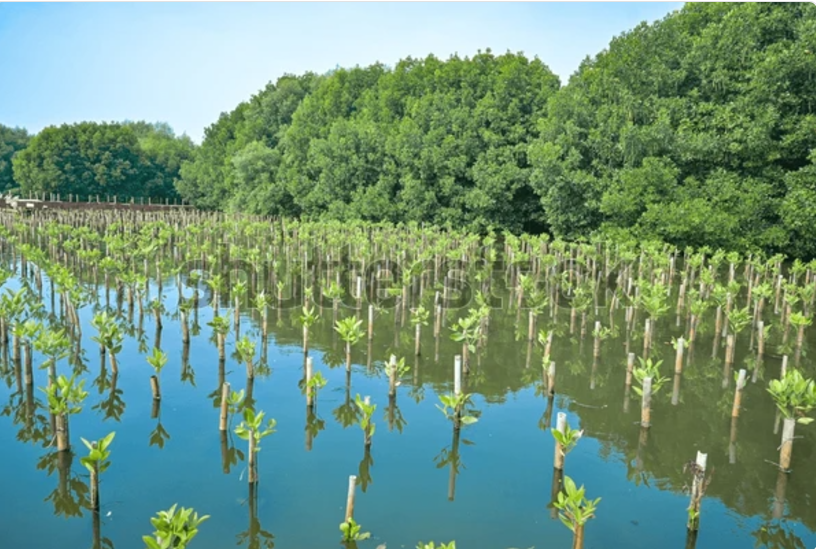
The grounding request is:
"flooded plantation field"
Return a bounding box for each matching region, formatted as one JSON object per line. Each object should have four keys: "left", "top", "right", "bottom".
{"left": 0, "top": 209, "right": 814, "bottom": 549}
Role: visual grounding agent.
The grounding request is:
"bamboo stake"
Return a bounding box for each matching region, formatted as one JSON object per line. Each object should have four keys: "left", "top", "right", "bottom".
{"left": 344, "top": 475, "right": 357, "bottom": 522}
{"left": 640, "top": 377, "right": 653, "bottom": 428}
{"left": 553, "top": 412, "right": 567, "bottom": 470}
{"left": 687, "top": 451, "right": 708, "bottom": 531}
{"left": 731, "top": 369, "right": 746, "bottom": 418}
{"left": 219, "top": 381, "right": 230, "bottom": 431}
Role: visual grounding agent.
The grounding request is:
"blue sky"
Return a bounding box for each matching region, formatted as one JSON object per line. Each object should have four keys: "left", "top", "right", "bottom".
{"left": 0, "top": 2, "right": 682, "bottom": 142}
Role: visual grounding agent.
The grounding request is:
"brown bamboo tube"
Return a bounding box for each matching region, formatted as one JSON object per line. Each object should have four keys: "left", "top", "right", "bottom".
{"left": 625, "top": 352, "right": 635, "bottom": 389}
{"left": 640, "top": 377, "right": 653, "bottom": 428}
{"left": 671, "top": 374, "right": 681, "bottom": 406}
{"left": 553, "top": 412, "right": 567, "bottom": 470}
{"left": 756, "top": 320, "right": 765, "bottom": 357}
{"left": 731, "top": 369, "right": 746, "bottom": 418}
{"left": 56, "top": 413, "right": 69, "bottom": 452}
{"left": 773, "top": 470, "right": 787, "bottom": 520}
{"left": 219, "top": 381, "right": 230, "bottom": 431}
{"left": 344, "top": 475, "right": 357, "bottom": 522}
{"left": 729, "top": 416, "right": 738, "bottom": 464}
{"left": 642, "top": 319, "right": 651, "bottom": 358}
{"left": 150, "top": 375, "right": 160, "bottom": 400}
{"left": 725, "top": 334, "right": 735, "bottom": 368}
{"left": 674, "top": 337, "right": 685, "bottom": 375}
{"left": 779, "top": 417, "right": 795, "bottom": 472}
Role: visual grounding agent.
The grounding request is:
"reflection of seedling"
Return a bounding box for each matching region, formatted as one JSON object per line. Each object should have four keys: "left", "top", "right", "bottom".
{"left": 299, "top": 305, "right": 319, "bottom": 354}
{"left": 146, "top": 347, "right": 168, "bottom": 396}
{"left": 436, "top": 393, "right": 479, "bottom": 428}
{"left": 235, "top": 335, "right": 256, "bottom": 378}
{"left": 671, "top": 337, "right": 689, "bottom": 350}
{"left": 336, "top": 317, "right": 365, "bottom": 370}
{"left": 633, "top": 357, "right": 669, "bottom": 396}
{"left": 227, "top": 389, "right": 245, "bottom": 423}
{"left": 339, "top": 517, "right": 370, "bottom": 542}
{"left": 142, "top": 504, "right": 209, "bottom": 549}
{"left": 411, "top": 305, "right": 430, "bottom": 326}
{"left": 417, "top": 543, "right": 455, "bottom": 549}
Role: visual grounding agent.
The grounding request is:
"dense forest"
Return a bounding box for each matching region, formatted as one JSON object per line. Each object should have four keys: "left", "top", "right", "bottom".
{"left": 2, "top": 3, "right": 815, "bottom": 256}
{"left": 3, "top": 121, "right": 194, "bottom": 201}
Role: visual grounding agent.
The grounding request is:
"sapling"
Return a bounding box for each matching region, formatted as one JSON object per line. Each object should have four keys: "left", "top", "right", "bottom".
{"left": 633, "top": 357, "right": 668, "bottom": 428}
{"left": 42, "top": 373, "right": 88, "bottom": 452}
{"left": 142, "top": 504, "right": 209, "bottom": 549}
{"left": 146, "top": 347, "right": 167, "bottom": 400}
{"left": 767, "top": 369, "right": 816, "bottom": 471}
{"left": 355, "top": 394, "right": 376, "bottom": 447}
{"left": 411, "top": 305, "right": 430, "bottom": 355}
{"left": 789, "top": 312, "right": 812, "bottom": 363}
{"left": 551, "top": 416, "right": 583, "bottom": 471}
{"left": 90, "top": 312, "right": 123, "bottom": 375}
{"left": 299, "top": 305, "right": 319, "bottom": 356}
{"left": 79, "top": 431, "right": 115, "bottom": 511}
{"left": 335, "top": 317, "right": 365, "bottom": 373}
{"left": 553, "top": 476, "right": 601, "bottom": 549}
{"left": 436, "top": 392, "right": 479, "bottom": 430}
{"left": 234, "top": 407, "right": 277, "bottom": 483}
{"left": 206, "top": 314, "right": 230, "bottom": 362}
{"left": 339, "top": 517, "right": 370, "bottom": 544}
{"left": 305, "top": 371, "right": 327, "bottom": 406}
{"left": 235, "top": 335, "right": 256, "bottom": 379}
{"left": 450, "top": 310, "right": 481, "bottom": 372}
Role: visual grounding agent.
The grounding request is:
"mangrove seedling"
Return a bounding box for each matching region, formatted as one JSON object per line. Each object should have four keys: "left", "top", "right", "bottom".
{"left": 553, "top": 476, "right": 601, "bottom": 549}
{"left": 633, "top": 357, "right": 669, "bottom": 396}
{"left": 336, "top": 317, "right": 365, "bottom": 373}
{"left": 411, "top": 305, "right": 430, "bottom": 355}
{"left": 206, "top": 314, "right": 230, "bottom": 362}
{"left": 235, "top": 335, "right": 256, "bottom": 379}
{"left": 355, "top": 394, "right": 376, "bottom": 447}
{"left": 142, "top": 504, "right": 209, "bottom": 549}
{"left": 42, "top": 373, "right": 89, "bottom": 452}
{"left": 768, "top": 369, "right": 816, "bottom": 471}
{"left": 299, "top": 305, "right": 319, "bottom": 355}
{"left": 146, "top": 347, "right": 167, "bottom": 400}
{"left": 436, "top": 392, "right": 479, "bottom": 429}
{"left": 90, "top": 312, "right": 123, "bottom": 375}
{"left": 305, "top": 371, "right": 328, "bottom": 402}
{"left": 80, "top": 431, "right": 115, "bottom": 511}
{"left": 339, "top": 517, "right": 370, "bottom": 543}
{"left": 234, "top": 407, "right": 277, "bottom": 483}
{"left": 417, "top": 543, "right": 456, "bottom": 549}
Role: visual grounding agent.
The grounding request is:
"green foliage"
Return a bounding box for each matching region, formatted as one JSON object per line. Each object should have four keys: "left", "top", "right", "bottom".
{"left": 553, "top": 476, "right": 601, "bottom": 532}
{"left": 13, "top": 121, "right": 192, "bottom": 201}
{"left": 411, "top": 305, "right": 430, "bottom": 327}
{"left": 305, "top": 371, "right": 328, "bottom": 399}
{"left": 0, "top": 124, "right": 30, "bottom": 192}
{"left": 339, "top": 517, "right": 370, "bottom": 542}
{"left": 298, "top": 305, "right": 319, "bottom": 328}
{"left": 551, "top": 423, "right": 584, "bottom": 457}
{"left": 235, "top": 335, "right": 256, "bottom": 365}
{"left": 42, "top": 374, "right": 88, "bottom": 416}
{"left": 727, "top": 307, "right": 752, "bottom": 336}
{"left": 146, "top": 347, "right": 168, "bottom": 376}
{"left": 355, "top": 394, "right": 377, "bottom": 442}
{"left": 335, "top": 317, "right": 364, "bottom": 346}
{"left": 450, "top": 310, "right": 482, "bottom": 353}
{"left": 767, "top": 369, "right": 816, "bottom": 424}
{"left": 142, "top": 504, "right": 209, "bottom": 549}
{"left": 234, "top": 408, "right": 277, "bottom": 450}
{"left": 436, "top": 392, "right": 479, "bottom": 426}
{"left": 91, "top": 312, "right": 123, "bottom": 354}
{"left": 632, "top": 357, "right": 669, "bottom": 396}
{"left": 79, "top": 432, "right": 115, "bottom": 474}
{"left": 417, "top": 543, "right": 455, "bottom": 549}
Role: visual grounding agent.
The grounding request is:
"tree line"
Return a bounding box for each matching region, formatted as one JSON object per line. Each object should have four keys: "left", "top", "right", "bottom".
{"left": 1, "top": 3, "right": 814, "bottom": 257}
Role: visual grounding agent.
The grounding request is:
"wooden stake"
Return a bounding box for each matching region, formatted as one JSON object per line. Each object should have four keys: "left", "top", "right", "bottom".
{"left": 640, "top": 377, "right": 653, "bottom": 428}
{"left": 219, "top": 381, "right": 230, "bottom": 431}
{"left": 547, "top": 361, "right": 556, "bottom": 396}
{"left": 779, "top": 417, "right": 795, "bottom": 472}
{"left": 731, "top": 369, "right": 746, "bottom": 418}
{"left": 150, "top": 375, "right": 160, "bottom": 400}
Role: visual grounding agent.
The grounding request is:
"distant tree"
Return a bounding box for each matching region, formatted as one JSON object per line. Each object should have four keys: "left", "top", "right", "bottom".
{"left": 0, "top": 124, "right": 31, "bottom": 192}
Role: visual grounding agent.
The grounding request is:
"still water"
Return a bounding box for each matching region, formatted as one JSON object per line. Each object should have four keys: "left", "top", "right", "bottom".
{"left": 1, "top": 269, "right": 814, "bottom": 549}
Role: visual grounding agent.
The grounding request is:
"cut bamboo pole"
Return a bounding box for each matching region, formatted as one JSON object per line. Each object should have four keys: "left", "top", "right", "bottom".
{"left": 219, "top": 381, "right": 230, "bottom": 431}
{"left": 454, "top": 355, "right": 462, "bottom": 397}
{"left": 731, "top": 369, "right": 746, "bottom": 418}
{"left": 779, "top": 417, "right": 796, "bottom": 472}
{"left": 640, "top": 377, "right": 653, "bottom": 428}
{"left": 625, "top": 353, "right": 635, "bottom": 389}
{"left": 344, "top": 475, "right": 357, "bottom": 522}
{"left": 547, "top": 361, "right": 556, "bottom": 396}
{"left": 388, "top": 355, "right": 397, "bottom": 398}
{"left": 150, "top": 375, "right": 160, "bottom": 400}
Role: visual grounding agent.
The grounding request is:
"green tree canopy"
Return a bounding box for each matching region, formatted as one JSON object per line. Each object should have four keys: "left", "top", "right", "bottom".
{"left": 0, "top": 124, "right": 31, "bottom": 192}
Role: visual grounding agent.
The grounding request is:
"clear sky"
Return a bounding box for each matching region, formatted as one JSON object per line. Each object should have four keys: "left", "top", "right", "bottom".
{"left": 0, "top": 2, "right": 683, "bottom": 143}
